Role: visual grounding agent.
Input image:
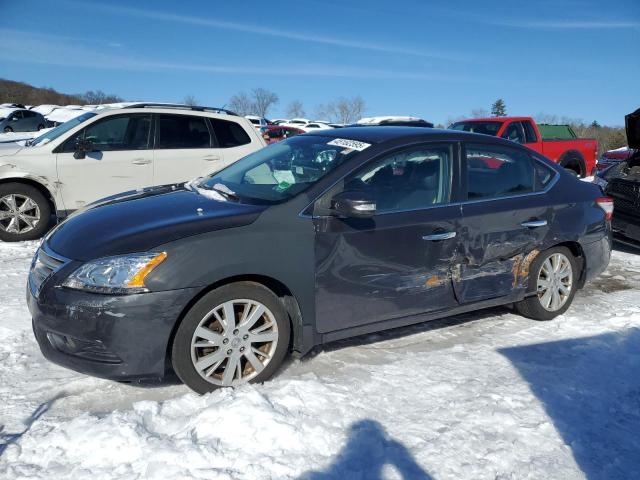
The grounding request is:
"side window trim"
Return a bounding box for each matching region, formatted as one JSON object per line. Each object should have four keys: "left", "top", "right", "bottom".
{"left": 523, "top": 120, "right": 538, "bottom": 143}
{"left": 205, "top": 117, "right": 220, "bottom": 148}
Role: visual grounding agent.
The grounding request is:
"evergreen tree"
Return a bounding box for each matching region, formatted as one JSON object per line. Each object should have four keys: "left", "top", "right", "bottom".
{"left": 491, "top": 99, "right": 507, "bottom": 117}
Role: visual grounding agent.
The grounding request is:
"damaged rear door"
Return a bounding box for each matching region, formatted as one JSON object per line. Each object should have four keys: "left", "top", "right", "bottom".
{"left": 313, "top": 142, "right": 462, "bottom": 333}
{"left": 456, "top": 142, "right": 556, "bottom": 303}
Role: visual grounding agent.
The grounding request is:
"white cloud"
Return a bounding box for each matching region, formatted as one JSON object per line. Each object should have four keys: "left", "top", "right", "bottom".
{"left": 0, "top": 29, "right": 463, "bottom": 82}
{"left": 61, "top": 1, "right": 467, "bottom": 61}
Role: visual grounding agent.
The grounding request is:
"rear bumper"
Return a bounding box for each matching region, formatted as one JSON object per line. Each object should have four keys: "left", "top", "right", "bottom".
{"left": 581, "top": 230, "right": 613, "bottom": 284}
{"left": 28, "top": 284, "right": 201, "bottom": 382}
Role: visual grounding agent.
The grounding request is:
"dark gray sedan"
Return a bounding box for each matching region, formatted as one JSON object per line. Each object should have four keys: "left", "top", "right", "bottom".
{"left": 28, "top": 127, "right": 613, "bottom": 393}
{"left": 0, "top": 108, "right": 47, "bottom": 132}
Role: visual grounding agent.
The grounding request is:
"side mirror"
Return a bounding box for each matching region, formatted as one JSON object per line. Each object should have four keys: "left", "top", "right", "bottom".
{"left": 73, "top": 139, "right": 94, "bottom": 159}
{"left": 331, "top": 190, "right": 376, "bottom": 218}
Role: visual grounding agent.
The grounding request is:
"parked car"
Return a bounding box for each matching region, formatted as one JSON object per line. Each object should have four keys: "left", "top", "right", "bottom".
{"left": 597, "top": 108, "right": 640, "bottom": 244}
{"left": 354, "top": 116, "right": 434, "bottom": 128}
{"left": 285, "top": 118, "right": 310, "bottom": 127}
{"left": 300, "top": 122, "right": 334, "bottom": 132}
{"left": 0, "top": 108, "right": 47, "bottom": 132}
{"left": 595, "top": 146, "right": 636, "bottom": 172}
{"left": 0, "top": 104, "right": 266, "bottom": 241}
{"left": 45, "top": 106, "right": 94, "bottom": 127}
{"left": 28, "top": 127, "right": 612, "bottom": 393}
{"left": 450, "top": 116, "right": 598, "bottom": 177}
{"left": 260, "top": 125, "right": 305, "bottom": 144}
{"left": 245, "top": 115, "right": 268, "bottom": 129}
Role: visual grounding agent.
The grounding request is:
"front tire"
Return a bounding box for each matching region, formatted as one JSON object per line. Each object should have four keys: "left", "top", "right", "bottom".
{"left": 3, "top": 127, "right": 13, "bottom": 133}
{"left": 171, "top": 282, "right": 290, "bottom": 394}
{"left": 514, "top": 246, "right": 579, "bottom": 321}
{"left": 0, "top": 183, "right": 52, "bottom": 242}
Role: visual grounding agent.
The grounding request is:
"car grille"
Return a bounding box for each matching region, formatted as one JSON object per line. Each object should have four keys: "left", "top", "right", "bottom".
{"left": 607, "top": 180, "right": 640, "bottom": 218}
{"left": 29, "top": 246, "right": 68, "bottom": 296}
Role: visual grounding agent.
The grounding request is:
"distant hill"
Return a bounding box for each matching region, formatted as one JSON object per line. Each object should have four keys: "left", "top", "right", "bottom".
{"left": 0, "top": 78, "right": 123, "bottom": 106}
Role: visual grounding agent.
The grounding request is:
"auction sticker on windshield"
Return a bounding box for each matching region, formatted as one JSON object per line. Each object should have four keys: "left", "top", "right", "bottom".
{"left": 327, "top": 138, "right": 371, "bottom": 151}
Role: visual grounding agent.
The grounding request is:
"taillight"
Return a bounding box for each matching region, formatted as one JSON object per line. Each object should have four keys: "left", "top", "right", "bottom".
{"left": 596, "top": 197, "right": 614, "bottom": 221}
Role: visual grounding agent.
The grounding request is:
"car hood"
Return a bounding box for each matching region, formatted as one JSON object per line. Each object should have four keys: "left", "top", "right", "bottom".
{"left": 47, "top": 184, "right": 268, "bottom": 261}
{"left": 0, "top": 143, "right": 23, "bottom": 157}
{"left": 626, "top": 108, "right": 640, "bottom": 149}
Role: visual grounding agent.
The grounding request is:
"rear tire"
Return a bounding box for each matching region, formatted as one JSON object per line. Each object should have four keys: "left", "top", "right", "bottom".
{"left": 37, "top": 124, "right": 45, "bottom": 131}
{"left": 171, "top": 282, "right": 290, "bottom": 394}
{"left": 514, "top": 246, "right": 579, "bottom": 321}
{"left": 561, "top": 153, "right": 584, "bottom": 178}
{"left": 0, "top": 183, "right": 52, "bottom": 242}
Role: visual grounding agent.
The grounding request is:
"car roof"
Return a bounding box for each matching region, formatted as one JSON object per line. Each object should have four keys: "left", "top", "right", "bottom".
{"left": 304, "top": 126, "right": 500, "bottom": 145}
{"left": 456, "top": 116, "right": 531, "bottom": 123}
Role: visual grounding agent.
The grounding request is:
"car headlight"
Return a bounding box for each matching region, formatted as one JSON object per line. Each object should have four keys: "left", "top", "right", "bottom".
{"left": 62, "top": 252, "right": 167, "bottom": 294}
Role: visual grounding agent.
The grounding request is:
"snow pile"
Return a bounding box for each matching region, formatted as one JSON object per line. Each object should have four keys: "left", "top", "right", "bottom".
{"left": 1, "top": 242, "right": 640, "bottom": 479}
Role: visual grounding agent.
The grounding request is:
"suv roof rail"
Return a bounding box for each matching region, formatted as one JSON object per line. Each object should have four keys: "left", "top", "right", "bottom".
{"left": 124, "top": 102, "right": 238, "bottom": 116}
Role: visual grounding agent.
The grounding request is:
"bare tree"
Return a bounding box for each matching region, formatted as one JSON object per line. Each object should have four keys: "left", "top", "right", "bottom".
{"left": 470, "top": 107, "right": 488, "bottom": 118}
{"left": 228, "top": 92, "right": 254, "bottom": 116}
{"left": 315, "top": 96, "right": 366, "bottom": 124}
{"left": 286, "top": 100, "right": 305, "bottom": 119}
{"left": 80, "top": 89, "right": 123, "bottom": 105}
{"left": 251, "top": 88, "right": 278, "bottom": 117}
{"left": 183, "top": 94, "right": 198, "bottom": 106}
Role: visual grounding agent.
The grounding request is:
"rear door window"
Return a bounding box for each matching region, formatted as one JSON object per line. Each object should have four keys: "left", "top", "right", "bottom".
{"left": 465, "top": 143, "right": 534, "bottom": 200}
{"left": 156, "top": 114, "right": 211, "bottom": 149}
{"left": 209, "top": 118, "right": 251, "bottom": 148}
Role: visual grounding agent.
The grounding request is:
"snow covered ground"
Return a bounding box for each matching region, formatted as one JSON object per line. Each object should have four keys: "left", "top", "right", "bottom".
{"left": 1, "top": 241, "right": 639, "bottom": 479}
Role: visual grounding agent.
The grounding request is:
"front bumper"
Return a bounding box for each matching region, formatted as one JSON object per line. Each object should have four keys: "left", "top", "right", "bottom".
{"left": 28, "top": 283, "right": 201, "bottom": 382}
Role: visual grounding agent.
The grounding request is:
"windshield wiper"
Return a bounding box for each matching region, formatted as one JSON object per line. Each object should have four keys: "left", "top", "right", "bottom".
{"left": 210, "top": 184, "right": 240, "bottom": 201}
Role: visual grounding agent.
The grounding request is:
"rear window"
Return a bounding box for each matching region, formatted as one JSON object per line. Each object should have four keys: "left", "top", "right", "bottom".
{"left": 465, "top": 143, "right": 534, "bottom": 200}
{"left": 157, "top": 114, "right": 211, "bottom": 149}
{"left": 210, "top": 118, "right": 251, "bottom": 148}
{"left": 450, "top": 121, "right": 503, "bottom": 136}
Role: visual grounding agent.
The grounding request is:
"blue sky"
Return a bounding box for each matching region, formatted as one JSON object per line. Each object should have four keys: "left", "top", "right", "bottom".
{"left": 1, "top": 0, "right": 638, "bottom": 125}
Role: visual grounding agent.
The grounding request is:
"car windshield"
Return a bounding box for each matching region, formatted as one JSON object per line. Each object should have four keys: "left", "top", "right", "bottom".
{"left": 196, "top": 135, "right": 366, "bottom": 204}
{"left": 450, "top": 121, "right": 503, "bottom": 136}
{"left": 29, "top": 112, "right": 97, "bottom": 146}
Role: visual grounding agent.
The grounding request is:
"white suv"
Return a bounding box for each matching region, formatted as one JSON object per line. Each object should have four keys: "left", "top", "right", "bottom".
{"left": 0, "top": 104, "right": 266, "bottom": 241}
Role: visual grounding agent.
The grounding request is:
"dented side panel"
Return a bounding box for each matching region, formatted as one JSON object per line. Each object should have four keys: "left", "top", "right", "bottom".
{"left": 456, "top": 193, "right": 555, "bottom": 303}
{"left": 314, "top": 205, "right": 462, "bottom": 333}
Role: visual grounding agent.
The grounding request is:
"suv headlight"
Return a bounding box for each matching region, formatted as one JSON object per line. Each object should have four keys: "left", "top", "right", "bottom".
{"left": 62, "top": 252, "right": 167, "bottom": 294}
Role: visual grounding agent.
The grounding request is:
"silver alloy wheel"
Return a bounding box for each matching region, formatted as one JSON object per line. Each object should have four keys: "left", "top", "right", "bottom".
{"left": 537, "top": 252, "right": 573, "bottom": 312}
{"left": 0, "top": 194, "right": 41, "bottom": 234}
{"left": 190, "top": 299, "right": 279, "bottom": 386}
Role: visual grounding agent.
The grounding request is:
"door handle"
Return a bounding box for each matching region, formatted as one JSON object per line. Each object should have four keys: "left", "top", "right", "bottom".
{"left": 131, "top": 158, "right": 151, "bottom": 165}
{"left": 422, "top": 231, "right": 457, "bottom": 241}
{"left": 521, "top": 220, "right": 547, "bottom": 228}
{"left": 203, "top": 156, "right": 221, "bottom": 162}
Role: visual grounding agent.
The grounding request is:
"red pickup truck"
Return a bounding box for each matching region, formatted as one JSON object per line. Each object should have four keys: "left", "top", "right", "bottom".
{"left": 450, "top": 116, "right": 598, "bottom": 177}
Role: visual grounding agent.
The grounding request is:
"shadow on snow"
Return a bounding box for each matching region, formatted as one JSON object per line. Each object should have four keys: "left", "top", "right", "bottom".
{"left": 0, "top": 392, "right": 65, "bottom": 458}
{"left": 500, "top": 329, "right": 640, "bottom": 480}
{"left": 299, "top": 419, "right": 432, "bottom": 479}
